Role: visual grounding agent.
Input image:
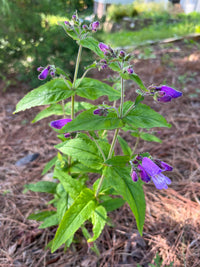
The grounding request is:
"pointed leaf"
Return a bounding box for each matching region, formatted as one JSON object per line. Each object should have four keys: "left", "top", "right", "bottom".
{"left": 120, "top": 72, "right": 147, "bottom": 92}
{"left": 51, "top": 188, "right": 96, "bottom": 252}
{"left": 134, "top": 132, "right": 162, "bottom": 143}
{"left": 39, "top": 214, "right": 59, "bottom": 229}
{"left": 32, "top": 104, "right": 63, "bottom": 123}
{"left": 53, "top": 168, "right": 84, "bottom": 199}
{"left": 28, "top": 210, "right": 56, "bottom": 221}
{"left": 64, "top": 101, "right": 94, "bottom": 115}
{"left": 103, "top": 166, "right": 146, "bottom": 235}
{"left": 24, "top": 181, "right": 57, "bottom": 194}
{"left": 88, "top": 206, "right": 107, "bottom": 242}
{"left": 75, "top": 78, "right": 121, "bottom": 100}
{"left": 101, "top": 198, "right": 125, "bottom": 212}
{"left": 79, "top": 37, "right": 104, "bottom": 58}
{"left": 62, "top": 108, "right": 123, "bottom": 132}
{"left": 14, "top": 79, "right": 73, "bottom": 113}
{"left": 123, "top": 103, "right": 171, "bottom": 129}
{"left": 42, "top": 156, "right": 58, "bottom": 175}
{"left": 56, "top": 138, "right": 103, "bottom": 170}
{"left": 117, "top": 136, "right": 132, "bottom": 156}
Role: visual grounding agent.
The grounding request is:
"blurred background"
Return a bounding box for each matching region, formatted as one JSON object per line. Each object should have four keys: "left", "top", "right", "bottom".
{"left": 1, "top": 0, "right": 200, "bottom": 89}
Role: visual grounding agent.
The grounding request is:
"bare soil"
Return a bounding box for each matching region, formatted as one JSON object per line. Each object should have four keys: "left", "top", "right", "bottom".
{"left": 1, "top": 39, "right": 200, "bottom": 267}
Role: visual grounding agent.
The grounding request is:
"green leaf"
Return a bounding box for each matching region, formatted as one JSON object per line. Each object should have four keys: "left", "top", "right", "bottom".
{"left": 134, "top": 132, "right": 162, "bottom": 143}
{"left": 103, "top": 166, "right": 146, "bottom": 235}
{"left": 123, "top": 103, "right": 171, "bottom": 129}
{"left": 101, "top": 198, "right": 125, "bottom": 212}
{"left": 59, "top": 21, "right": 79, "bottom": 40}
{"left": 64, "top": 101, "right": 94, "bottom": 115}
{"left": 32, "top": 104, "right": 63, "bottom": 123}
{"left": 42, "top": 156, "right": 58, "bottom": 175}
{"left": 109, "top": 62, "right": 121, "bottom": 72}
{"left": 117, "top": 136, "right": 132, "bottom": 156}
{"left": 56, "top": 137, "right": 103, "bottom": 170}
{"left": 39, "top": 214, "right": 59, "bottom": 229}
{"left": 24, "top": 181, "right": 57, "bottom": 194}
{"left": 75, "top": 78, "right": 121, "bottom": 100}
{"left": 56, "top": 197, "right": 68, "bottom": 222}
{"left": 14, "top": 79, "right": 73, "bottom": 113}
{"left": 51, "top": 188, "right": 96, "bottom": 252}
{"left": 104, "top": 155, "right": 130, "bottom": 167}
{"left": 28, "top": 210, "right": 56, "bottom": 221}
{"left": 88, "top": 206, "right": 107, "bottom": 242}
{"left": 53, "top": 168, "right": 84, "bottom": 199}
{"left": 120, "top": 72, "right": 147, "bottom": 92}
{"left": 79, "top": 36, "right": 104, "bottom": 58}
{"left": 56, "top": 67, "right": 71, "bottom": 80}
{"left": 70, "top": 161, "right": 101, "bottom": 174}
{"left": 62, "top": 108, "right": 123, "bottom": 132}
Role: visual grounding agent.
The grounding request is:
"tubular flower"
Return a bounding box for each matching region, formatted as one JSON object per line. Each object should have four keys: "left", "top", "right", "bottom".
{"left": 50, "top": 118, "right": 72, "bottom": 129}
{"left": 93, "top": 107, "right": 108, "bottom": 117}
{"left": 131, "top": 170, "right": 138, "bottom": 182}
{"left": 154, "top": 85, "right": 182, "bottom": 102}
{"left": 141, "top": 157, "right": 172, "bottom": 190}
{"left": 38, "top": 66, "right": 50, "bottom": 80}
{"left": 91, "top": 21, "right": 100, "bottom": 31}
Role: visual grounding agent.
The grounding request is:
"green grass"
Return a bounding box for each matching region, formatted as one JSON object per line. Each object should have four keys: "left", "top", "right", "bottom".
{"left": 98, "top": 18, "right": 200, "bottom": 48}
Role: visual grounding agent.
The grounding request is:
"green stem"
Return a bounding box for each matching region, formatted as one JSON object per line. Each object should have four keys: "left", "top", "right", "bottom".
{"left": 71, "top": 45, "right": 82, "bottom": 120}
{"left": 95, "top": 128, "right": 120, "bottom": 197}
{"left": 120, "top": 76, "right": 124, "bottom": 118}
{"left": 132, "top": 136, "right": 140, "bottom": 155}
{"left": 61, "top": 100, "right": 66, "bottom": 118}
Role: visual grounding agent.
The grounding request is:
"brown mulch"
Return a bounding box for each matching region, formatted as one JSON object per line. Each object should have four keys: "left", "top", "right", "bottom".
{"left": 0, "top": 39, "right": 200, "bottom": 267}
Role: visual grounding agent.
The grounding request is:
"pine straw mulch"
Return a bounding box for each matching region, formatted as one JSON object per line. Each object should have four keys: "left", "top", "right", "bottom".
{"left": 0, "top": 39, "right": 200, "bottom": 267}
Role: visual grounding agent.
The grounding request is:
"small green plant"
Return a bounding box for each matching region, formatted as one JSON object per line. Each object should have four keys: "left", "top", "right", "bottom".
{"left": 15, "top": 12, "right": 182, "bottom": 253}
{"left": 137, "top": 252, "right": 174, "bottom": 267}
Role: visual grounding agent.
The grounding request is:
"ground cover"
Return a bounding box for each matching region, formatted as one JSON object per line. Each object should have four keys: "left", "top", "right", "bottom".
{"left": 0, "top": 38, "right": 200, "bottom": 266}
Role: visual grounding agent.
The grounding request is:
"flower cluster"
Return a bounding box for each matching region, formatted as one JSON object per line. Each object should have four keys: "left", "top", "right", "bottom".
{"left": 130, "top": 156, "right": 172, "bottom": 190}
{"left": 93, "top": 107, "right": 108, "bottom": 117}
{"left": 150, "top": 85, "right": 182, "bottom": 103}
{"left": 37, "top": 65, "right": 56, "bottom": 80}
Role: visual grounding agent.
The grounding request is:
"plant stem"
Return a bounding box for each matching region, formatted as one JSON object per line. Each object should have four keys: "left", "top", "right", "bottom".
{"left": 132, "top": 136, "right": 140, "bottom": 155}
{"left": 120, "top": 77, "right": 124, "bottom": 118}
{"left": 61, "top": 100, "right": 66, "bottom": 118}
{"left": 71, "top": 45, "right": 82, "bottom": 120}
{"left": 95, "top": 128, "right": 120, "bottom": 197}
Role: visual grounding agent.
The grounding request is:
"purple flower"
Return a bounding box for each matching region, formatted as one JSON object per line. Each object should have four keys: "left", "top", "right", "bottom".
{"left": 141, "top": 157, "right": 172, "bottom": 190}
{"left": 93, "top": 108, "right": 108, "bottom": 117}
{"left": 72, "top": 15, "right": 76, "bottom": 20}
{"left": 100, "top": 59, "right": 108, "bottom": 69}
{"left": 99, "top": 42, "right": 110, "bottom": 53}
{"left": 131, "top": 170, "right": 138, "bottom": 182}
{"left": 119, "top": 50, "right": 125, "bottom": 58}
{"left": 38, "top": 66, "right": 50, "bottom": 80}
{"left": 138, "top": 165, "right": 151, "bottom": 183}
{"left": 155, "top": 85, "right": 182, "bottom": 102}
{"left": 91, "top": 21, "right": 100, "bottom": 31}
{"left": 154, "top": 159, "right": 173, "bottom": 171}
{"left": 50, "top": 118, "right": 72, "bottom": 129}
{"left": 127, "top": 67, "right": 134, "bottom": 74}
{"left": 64, "top": 21, "right": 70, "bottom": 25}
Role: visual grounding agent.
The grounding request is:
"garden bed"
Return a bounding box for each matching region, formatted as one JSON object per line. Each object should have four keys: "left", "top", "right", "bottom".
{"left": 0, "top": 39, "right": 200, "bottom": 266}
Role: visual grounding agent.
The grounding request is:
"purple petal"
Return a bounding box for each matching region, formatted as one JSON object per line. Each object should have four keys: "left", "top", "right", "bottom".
{"left": 99, "top": 42, "right": 109, "bottom": 52}
{"left": 131, "top": 170, "right": 138, "bottom": 182}
{"left": 157, "top": 94, "right": 172, "bottom": 103}
{"left": 160, "top": 86, "right": 182, "bottom": 98}
{"left": 142, "top": 157, "right": 162, "bottom": 177}
{"left": 50, "top": 119, "right": 72, "bottom": 129}
{"left": 151, "top": 173, "right": 171, "bottom": 190}
{"left": 37, "top": 66, "right": 44, "bottom": 72}
{"left": 64, "top": 132, "right": 71, "bottom": 138}
{"left": 156, "top": 160, "right": 173, "bottom": 171}
{"left": 127, "top": 67, "right": 134, "bottom": 74}
{"left": 93, "top": 109, "right": 101, "bottom": 115}
{"left": 138, "top": 165, "right": 151, "bottom": 183}
{"left": 92, "top": 21, "right": 100, "bottom": 30}
{"left": 38, "top": 68, "right": 49, "bottom": 80}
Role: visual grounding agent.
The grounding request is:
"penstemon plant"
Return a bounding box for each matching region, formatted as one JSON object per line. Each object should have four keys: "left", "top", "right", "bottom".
{"left": 14, "top": 12, "right": 182, "bottom": 253}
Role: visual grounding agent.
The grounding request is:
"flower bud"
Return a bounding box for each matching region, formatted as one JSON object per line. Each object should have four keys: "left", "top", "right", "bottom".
{"left": 127, "top": 67, "right": 134, "bottom": 74}
{"left": 131, "top": 170, "right": 138, "bottom": 182}
{"left": 119, "top": 50, "right": 125, "bottom": 58}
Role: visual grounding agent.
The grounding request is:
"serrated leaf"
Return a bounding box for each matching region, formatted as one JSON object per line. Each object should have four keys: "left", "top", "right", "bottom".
{"left": 117, "top": 136, "right": 132, "bottom": 156}
{"left": 42, "top": 156, "right": 58, "bottom": 175}
{"left": 101, "top": 198, "right": 125, "bottom": 212}
{"left": 104, "top": 155, "right": 130, "bottom": 167}
{"left": 51, "top": 188, "right": 96, "bottom": 252}
{"left": 39, "top": 214, "right": 59, "bottom": 229}
{"left": 79, "top": 36, "right": 104, "bottom": 58}
{"left": 14, "top": 79, "right": 73, "bottom": 113}
{"left": 56, "top": 138, "right": 103, "bottom": 170}
{"left": 53, "top": 168, "right": 84, "bottom": 199}
{"left": 109, "top": 62, "right": 121, "bottom": 72}
{"left": 88, "top": 206, "right": 107, "bottom": 242}
{"left": 62, "top": 108, "right": 123, "bottom": 132}
{"left": 70, "top": 161, "right": 101, "bottom": 174}
{"left": 75, "top": 78, "right": 121, "bottom": 100}
{"left": 123, "top": 103, "right": 171, "bottom": 129}
{"left": 103, "top": 166, "right": 146, "bottom": 235}
{"left": 120, "top": 72, "right": 147, "bottom": 92}
{"left": 24, "top": 181, "right": 57, "bottom": 194}
{"left": 28, "top": 210, "right": 56, "bottom": 221}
